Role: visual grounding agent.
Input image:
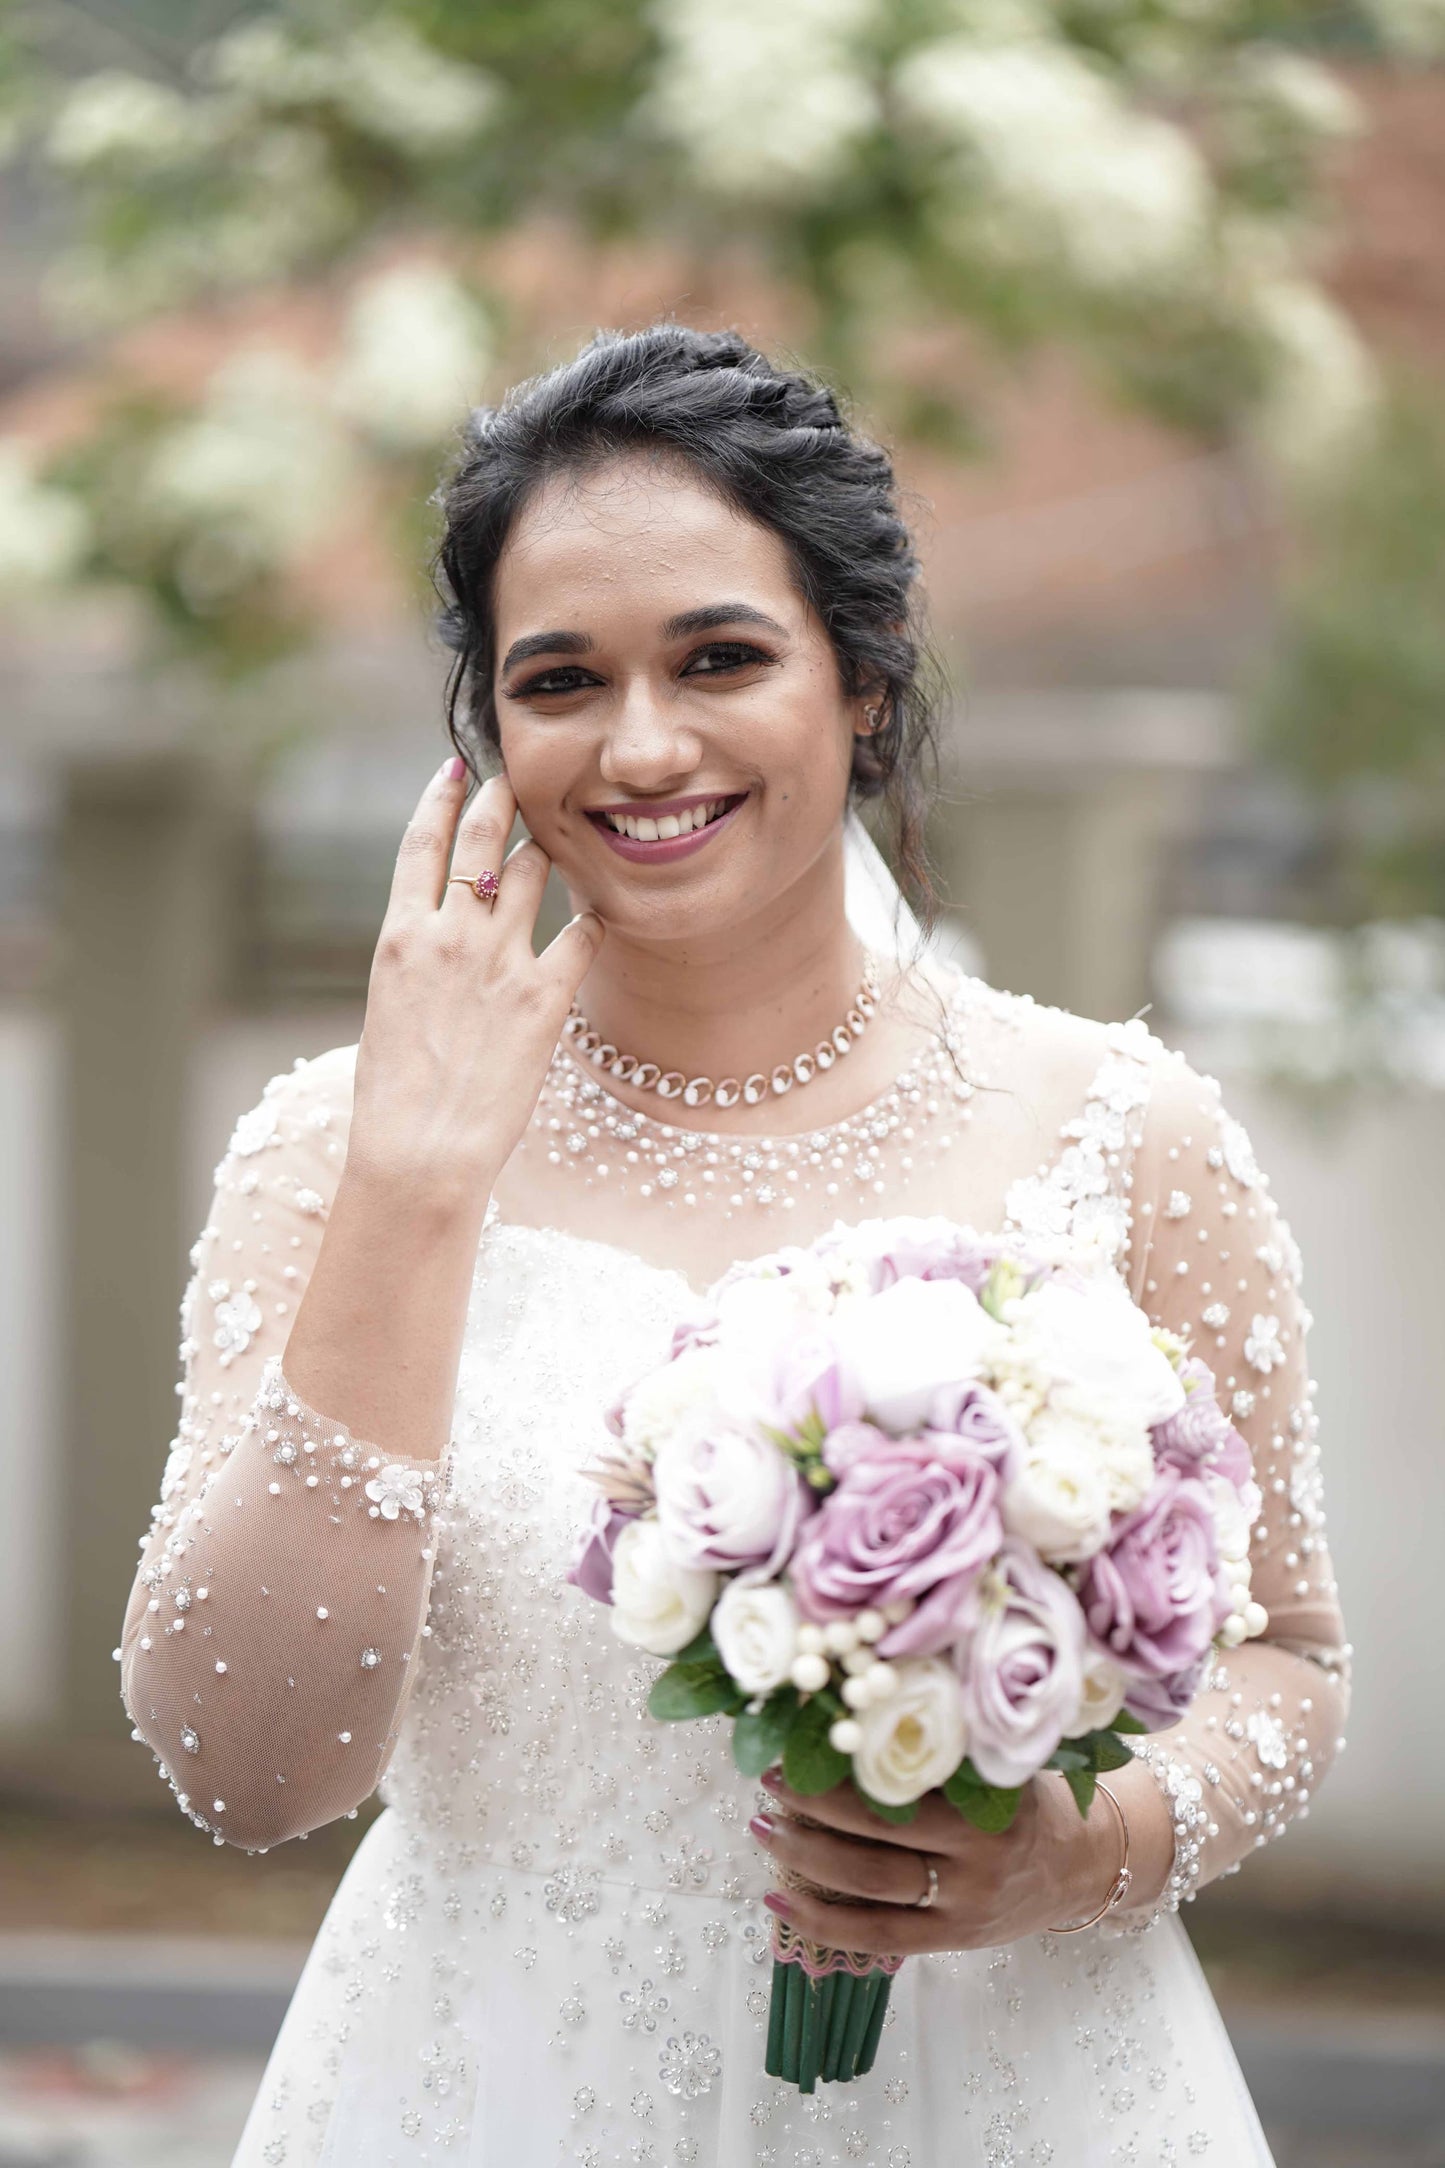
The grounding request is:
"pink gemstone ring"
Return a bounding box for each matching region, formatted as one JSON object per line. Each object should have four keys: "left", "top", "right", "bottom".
{"left": 447, "top": 869, "right": 500, "bottom": 903}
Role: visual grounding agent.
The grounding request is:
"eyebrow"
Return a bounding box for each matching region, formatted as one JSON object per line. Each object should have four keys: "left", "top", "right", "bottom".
{"left": 499, "top": 602, "right": 788, "bottom": 679}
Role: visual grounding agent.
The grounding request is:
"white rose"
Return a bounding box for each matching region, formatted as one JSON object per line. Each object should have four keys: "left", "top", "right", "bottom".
{"left": 712, "top": 1578, "right": 800, "bottom": 1696}
{"left": 850, "top": 1656, "right": 969, "bottom": 1806}
{"left": 840, "top": 1278, "right": 1007, "bottom": 1433}
{"left": 1050, "top": 1382, "right": 1156, "bottom": 1515}
{"left": 1005, "top": 1278, "right": 1185, "bottom": 1431}
{"left": 622, "top": 1345, "right": 727, "bottom": 1460}
{"left": 1001, "top": 1411, "right": 1114, "bottom": 1563}
{"left": 609, "top": 1518, "right": 719, "bottom": 1657}
{"left": 1071, "top": 1646, "right": 1130, "bottom": 1734}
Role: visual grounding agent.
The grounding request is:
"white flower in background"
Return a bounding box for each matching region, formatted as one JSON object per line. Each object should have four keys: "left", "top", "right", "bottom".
{"left": 203, "top": 17, "right": 496, "bottom": 155}
{"left": 609, "top": 1518, "right": 719, "bottom": 1656}
{"left": 0, "top": 444, "right": 90, "bottom": 592}
{"left": 1364, "top": 0, "right": 1445, "bottom": 57}
{"left": 330, "top": 21, "right": 498, "bottom": 155}
{"left": 1071, "top": 1646, "right": 1130, "bottom": 1734}
{"left": 134, "top": 348, "right": 354, "bottom": 603}
{"left": 46, "top": 71, "right": 203, "bottom": 172}
{"left": 1249, "top": 277, "right": 1379, "bottom": 476}
{"left": 1225, "top": 46, "right": 1363, "bottom": 145}
{"left": 334, "top": 263, "right": 493, "bottom": 452}
{"left": 843, "top": 1275, "right": 1006, "bottom": 1433}
{"left": 645, "top": 0, "right": 880, "bottom": 200}
{"left": 997, "top": 1276, "right": 1186, "bottom": 1432}
{"left": 894, "top": 36, "right": 1210, "bottom": 292}
{"left": 850, "top": 1656, "right": 968, "bottom": 1806}
{"left": 713, "top": 1579, "right": 800, "bottom": 1696}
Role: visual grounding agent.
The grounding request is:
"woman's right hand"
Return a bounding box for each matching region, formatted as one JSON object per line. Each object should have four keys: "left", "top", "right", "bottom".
{"left": 347, "top": 757, "right": 604, "bottom": 1203}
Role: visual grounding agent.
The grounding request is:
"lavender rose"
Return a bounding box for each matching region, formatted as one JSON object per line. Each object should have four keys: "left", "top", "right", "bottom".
{"left": 653, "top": 1425, "right": 811, "bottom": 1578}
{"left": 1076, "top": 1466, "right": 1230, "bottom": 1680}
{"left": 790, "top": 1436, "right": 1003, "bottom": 1656}
{"left": 921, "top": 1384, "right": 1027, "bottom": 1481}
{"left": 1152, "top": 1358, "right": 1252, "bottom": 1486}
{"left": 951, "top": 1539, "right": 1087, "bottom": 1789}
{"left": 566, "top": 1495, "right": 639, "bottom": 1605}
{"left": 1120, "top": 1651, "right": 1211, "bottom": 1732}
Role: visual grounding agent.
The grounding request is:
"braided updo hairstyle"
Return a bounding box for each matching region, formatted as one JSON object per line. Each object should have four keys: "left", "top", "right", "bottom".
{"left": 433, "top": 323, "right": 944, "bottom": 929}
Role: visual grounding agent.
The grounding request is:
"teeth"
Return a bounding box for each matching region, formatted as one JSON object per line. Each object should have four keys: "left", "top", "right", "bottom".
{"left": 602, "top": 797, "right": 733, "bottom": 840}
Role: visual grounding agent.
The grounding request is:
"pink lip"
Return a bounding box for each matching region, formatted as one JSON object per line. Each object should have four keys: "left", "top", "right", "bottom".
{"left": 587, "top": 793, "right": 748, "bottom": 864}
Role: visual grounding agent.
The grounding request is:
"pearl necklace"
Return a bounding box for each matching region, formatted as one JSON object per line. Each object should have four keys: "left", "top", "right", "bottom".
{"left": 561, "top": 953, "right": 883, "bottom": 1110}
{"left": 533, "top": 965, "right": 988, "bottom": 1219}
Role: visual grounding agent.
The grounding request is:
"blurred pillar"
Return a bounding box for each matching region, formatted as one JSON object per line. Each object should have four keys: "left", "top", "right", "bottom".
{"left": 930, "top": 690, "right": 1235, "bottom": 1019}
{"left": 22, "top": 754, "right": 245, "bottom": 1796}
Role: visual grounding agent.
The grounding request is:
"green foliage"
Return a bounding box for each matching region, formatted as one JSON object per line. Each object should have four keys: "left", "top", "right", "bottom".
{"left": 732, "top": 1689, "right": 799, "bottom": 1779}
{"left": 943, "top": 1760, "right": 1023, "bottom": 1832}
{"left": 1253, "top": 379, "right": 1445, "bottom": 915}
{"left": 781, "top": 1693, "right": 852, "bottom": 1797}
{"left": 648, "top": 1652, "right": 746, "bottom": 1721}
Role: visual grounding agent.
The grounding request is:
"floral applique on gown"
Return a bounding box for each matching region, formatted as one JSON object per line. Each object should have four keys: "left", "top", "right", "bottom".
{"left": 118, "top": 975, "right": 1352, "bottom": 2167}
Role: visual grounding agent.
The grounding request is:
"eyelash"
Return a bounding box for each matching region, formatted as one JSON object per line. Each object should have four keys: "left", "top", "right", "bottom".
{"left": 509, "top": 641, "right": 774, "bottom": 700}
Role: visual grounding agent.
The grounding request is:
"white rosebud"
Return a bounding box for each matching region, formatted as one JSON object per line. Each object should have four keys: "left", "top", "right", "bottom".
{"left": 841, "top": 1646, "right": 875, "bottom": 1676}
{"left": 790, "top": 1651, "right": 831, "bottom": 1693}
{"left": 855, "top": 1609, "right": 884, "bottom": 1643}
{"left": 1244, "top": 1600, "right": 1270, "bottom": 1638}
{"left": 851, "top": 1657, "right": 969, "bottom": 1807}
{"left": 713, "top": 1578, "right": 800, "bottom": 1698}
{"left": 608, "top": 1518, "right": 718, "bottom": 1658}
{"left": 829, "top": 1718, "right": 863, "bottom": 1755}
{"left": 1219, "top": 1614, "right": 1248, "bottom": 1647}
{"left": 841, "top": 1675, "right": 871, "bottom": 1710}
{"left": 864, "top": 1661, "right": 898, "bottom": 1701}
{"left": 1071, "top": 1646, "right": 1130, "bottom": 1735}
{"left": 796, "top": 1623, "right": 826, "bottom": 1655}
{"left": 824, "top": 1619, "right": 859, "bottom": 1655}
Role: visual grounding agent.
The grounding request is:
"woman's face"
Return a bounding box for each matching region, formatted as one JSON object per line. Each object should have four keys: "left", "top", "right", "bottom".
{"left": 490, "top": 454, "right": 869, "bottom": 943}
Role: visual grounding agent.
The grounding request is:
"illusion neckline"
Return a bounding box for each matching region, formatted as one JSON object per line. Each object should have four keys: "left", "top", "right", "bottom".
{"left": 546, "top": 956, "right": 982, "bottom": 1148}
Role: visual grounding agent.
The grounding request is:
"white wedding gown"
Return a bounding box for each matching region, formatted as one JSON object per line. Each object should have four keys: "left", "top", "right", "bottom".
{"left": 118, "top": 962, "right": 1351, "bottom": 2166}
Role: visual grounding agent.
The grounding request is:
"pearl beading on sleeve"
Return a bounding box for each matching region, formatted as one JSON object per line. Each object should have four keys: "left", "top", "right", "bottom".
{"left": 1098, "top": 1046, "right": 1353, "bottom": 1934}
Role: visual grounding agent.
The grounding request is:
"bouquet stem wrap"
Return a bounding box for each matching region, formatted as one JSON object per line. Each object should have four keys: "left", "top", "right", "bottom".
{"left": 764, "top": 1921, "right": 902, "bottom": 2092}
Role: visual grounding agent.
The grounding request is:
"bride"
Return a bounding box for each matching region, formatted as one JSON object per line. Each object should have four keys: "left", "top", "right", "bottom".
{"left": 119, "top": 325, "right": 1351, "bottom": 2165}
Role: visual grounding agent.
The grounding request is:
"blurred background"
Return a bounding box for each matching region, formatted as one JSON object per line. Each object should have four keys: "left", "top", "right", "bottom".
{"left": 0, "top": 1, "right": 1443, "bottom": 2161}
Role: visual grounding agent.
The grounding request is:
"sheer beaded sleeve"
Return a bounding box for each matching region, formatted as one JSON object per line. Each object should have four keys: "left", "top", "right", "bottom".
{"left": 117, "top": 1048, "right": 449, "bottom": 1852}
{"left": 1107, "top": 1041, "right": 1353, "bottom": 1930}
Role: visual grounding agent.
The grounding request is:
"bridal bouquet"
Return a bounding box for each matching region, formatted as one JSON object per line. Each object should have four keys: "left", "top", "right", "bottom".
{"left": 567, "top": 1216, "right": 1268, "bottom": 2093}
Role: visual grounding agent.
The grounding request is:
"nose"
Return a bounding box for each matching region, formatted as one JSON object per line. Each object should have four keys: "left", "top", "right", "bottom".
{"left": 596, "top": 677, "right": 702, "bottom": 792}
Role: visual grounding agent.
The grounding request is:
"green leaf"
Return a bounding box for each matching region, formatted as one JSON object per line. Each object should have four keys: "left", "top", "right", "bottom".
{"left": 732, "top": 1689, "right": 798, "bottom": 1778}
{"left": 1063, "top": 1767, "right": 1098, "bottom": 1817}
{"left": 648, "top": 1662, "right": 744, "bottom": 1722}
{"left": 673, "top": 1626, "right": 721, "bottom": 1667}
{"left": 1045, "top": 1743, "right": 1091, "bottom": 1774}
{"left": 855, "top": 1787, "right": 920, "bottom": 1825}
{"left": 943, "top": 1763, "right": 1023, "bottom": 1832}
{"left": 1082, "top": 1730, "right": 1135, "bottom": 1773}
{"left": 1111, "top": 1708, "right": 1147, "bottom": 1734}
{"left": 782, "top": 1694, "right": 850, "bottom": 1796}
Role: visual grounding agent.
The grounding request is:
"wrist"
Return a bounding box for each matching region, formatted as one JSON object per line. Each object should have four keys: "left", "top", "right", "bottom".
{"left": 340, "top": 1139, "right": 502, "bottom": 1232}
{"left": 1045, "top": 1774, "right": 1133, "bottom": 1932}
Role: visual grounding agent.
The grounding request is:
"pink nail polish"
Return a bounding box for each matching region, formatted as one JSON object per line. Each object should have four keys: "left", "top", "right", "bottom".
{"left": 749, "top": 1814, "right": 775, "bottom": 1842}
{"left": 763, "top": 1892, "right": 793, "bottom": 1921}
{"left": 441, "top": 754, "right": 466, "bottom": 781}
{"left": 759, "top": 1767, "right": 783, "bottom": 1793}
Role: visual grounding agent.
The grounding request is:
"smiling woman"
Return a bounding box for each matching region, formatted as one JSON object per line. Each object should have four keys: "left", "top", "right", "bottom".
{"left": 119, "top": 323, "right": 1343, "bottom": 2168}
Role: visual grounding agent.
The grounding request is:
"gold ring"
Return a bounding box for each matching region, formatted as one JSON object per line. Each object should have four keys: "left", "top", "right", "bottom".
{"left": 914, "top": 1855, "right": 940, "bottom": 1909}
{"left": 447, "top": 870, "right": 500, "bottom": 902}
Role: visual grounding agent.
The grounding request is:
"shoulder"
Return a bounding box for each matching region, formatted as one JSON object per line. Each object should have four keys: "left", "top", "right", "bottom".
{"left": 213, "top": 1041, "right": 359, "bottom": 1190}
{"left": 923, "top": 956, "right": 1157, "bottom": 1103}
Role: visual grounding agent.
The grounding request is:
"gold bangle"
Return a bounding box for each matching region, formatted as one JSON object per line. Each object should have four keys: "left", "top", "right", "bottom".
{"left": 1046, "top": 1777, "right": 1133, "bottom": 1933}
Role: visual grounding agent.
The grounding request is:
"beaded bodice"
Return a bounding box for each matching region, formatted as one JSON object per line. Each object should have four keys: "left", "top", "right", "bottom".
{"left": 119, "top": 971, "right": 1351, "bottom": 1957}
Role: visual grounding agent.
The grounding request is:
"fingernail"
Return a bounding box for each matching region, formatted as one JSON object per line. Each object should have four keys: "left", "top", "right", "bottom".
{"left": 763, "top": 1892, "right": 793, "bottom": 1921}
{"left": 760, "top": 1767, "right": 783, "bottom": 1793}
{"left": 749, "top": 1814, "right": 775, "bottom": 1843}
{"left": 440, "top": 754, "right": 466, "bottom": 781}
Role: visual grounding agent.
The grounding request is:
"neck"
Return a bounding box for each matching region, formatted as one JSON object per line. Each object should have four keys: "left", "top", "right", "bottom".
{"left": 566, "top": 832, "right": 872, "bottom": 1081}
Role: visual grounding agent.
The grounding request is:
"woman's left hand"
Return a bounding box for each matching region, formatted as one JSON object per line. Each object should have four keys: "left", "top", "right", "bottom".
{"left": 750, "top": 1767, "right": 1113, "bottom": 1957}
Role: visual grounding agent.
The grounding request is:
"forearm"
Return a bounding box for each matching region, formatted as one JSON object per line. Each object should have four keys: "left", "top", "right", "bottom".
{"left": 281, "top": 1152, "right": 498, "bottom": 1463}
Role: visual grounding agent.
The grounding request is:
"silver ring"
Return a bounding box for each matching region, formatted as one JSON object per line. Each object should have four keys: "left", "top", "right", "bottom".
{"left": 914, "top": 1856, "right": 940, "bottom": 1909}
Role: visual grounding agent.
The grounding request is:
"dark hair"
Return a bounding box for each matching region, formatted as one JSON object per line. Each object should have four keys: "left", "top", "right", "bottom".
{"left": 431, "top": 324, "right": 946, "bottom": 938}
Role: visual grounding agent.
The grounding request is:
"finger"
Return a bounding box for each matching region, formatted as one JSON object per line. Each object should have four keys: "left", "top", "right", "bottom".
{"left": 440, "top": 771, "right": 518, "bottom": 918}
{"left": 386, "top": 755, "right": 471, "bottom": 916}
{"left": 536, "top": 904, "right": 605, "bottom": 1003}
{"left": 756, "top": 1815, "right": 934, "bottom": 1908}
{"left": 764, "top": 1887, "right": 927, "bottom": 1960}
{"left": 487, "top": 835, "right": 553, "bottom": 942}
{"left": 761, "top": 1773, "right": 963, "bottom": 1853}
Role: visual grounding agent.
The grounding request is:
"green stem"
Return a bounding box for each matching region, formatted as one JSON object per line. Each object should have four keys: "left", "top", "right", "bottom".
{"left": 765, "top": 1958, "right": 788, "bottom": 2077}
{"left": 782, "top": 1955, "right": 805, "bottom": 2082}
{"left": 856, "top": 1968, "right": 893, "bottom": 2074}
